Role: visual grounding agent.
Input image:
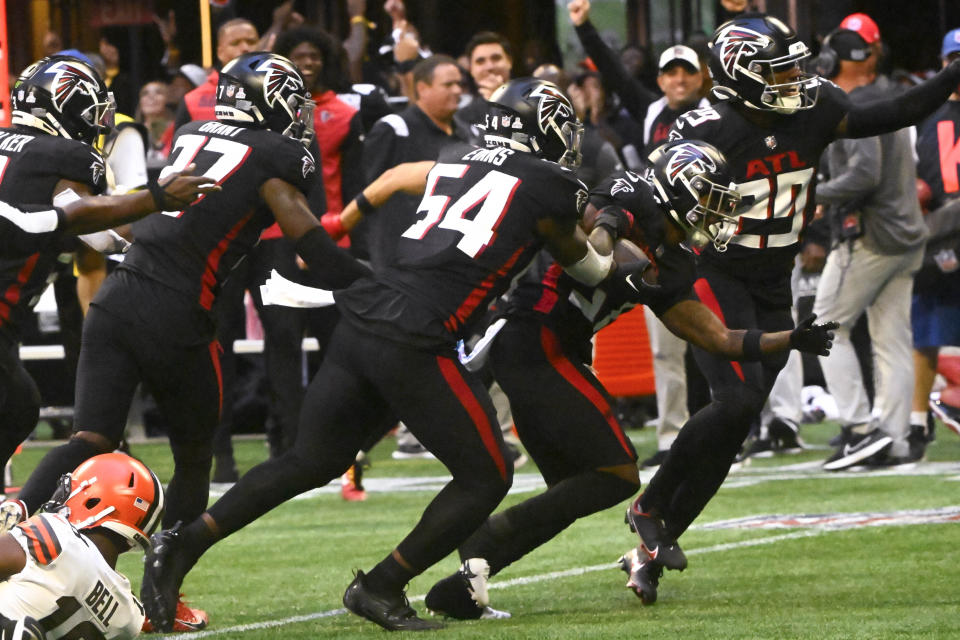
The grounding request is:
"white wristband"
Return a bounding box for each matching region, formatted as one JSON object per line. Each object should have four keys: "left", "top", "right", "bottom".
{"left": 564, "top": 242, "right": 613, "bottom": 287}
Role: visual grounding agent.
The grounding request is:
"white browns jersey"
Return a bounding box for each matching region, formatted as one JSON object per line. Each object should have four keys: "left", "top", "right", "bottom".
{"left": 0, "top": 513, "right": 144, "bottom": 640}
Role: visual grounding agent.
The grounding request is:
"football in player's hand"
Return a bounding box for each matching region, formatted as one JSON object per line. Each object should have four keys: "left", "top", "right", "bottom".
{"left": 614, "top": 239, "right": 657, "bottom": 285}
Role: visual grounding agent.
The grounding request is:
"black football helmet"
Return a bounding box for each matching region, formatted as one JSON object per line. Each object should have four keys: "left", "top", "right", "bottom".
{"left": 482, "top": 77, "right": 584, "bottom": 169}
{"left": 708, "top": 13, "right": 818, "bottom": 114}
{"left": 11, "top": 55, "right": 115, "bottom": 145}
{"left": 646, "top": 140, "right": 741, "bottom": 253}
{"left": 216, "top": 52, "right": 315, "bottom": 145}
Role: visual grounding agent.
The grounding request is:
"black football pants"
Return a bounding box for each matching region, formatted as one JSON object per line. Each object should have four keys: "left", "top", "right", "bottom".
{"left": 207, "top": 319, "right": 513, "bottom": 573}
{"left": 0, "top": 335, "right": 40, "bottom": 492}
{"left": 640, "top": 266, "right": 793, "bottom": 539}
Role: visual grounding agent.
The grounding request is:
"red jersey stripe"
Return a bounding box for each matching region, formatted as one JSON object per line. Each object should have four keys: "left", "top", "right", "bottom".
{"left": 532, "top": 262, "right": 564, "bottom": 314}
{"left": 693, "top": 277, "right": 745, "bottom": 382}
{"left": 444, "top": 245, "right": 527, "bottom": 334}
{"left": 0, "top": 253, "right": 40, "bottom": 324}
{"left": 540, "top": 325, "right": 635, "bottom": 459}
{"left": 435, "top": 355, "right": 507, "bottom": 481}
{"left": 198, "top": 213, "right": 253, "bottom": 310}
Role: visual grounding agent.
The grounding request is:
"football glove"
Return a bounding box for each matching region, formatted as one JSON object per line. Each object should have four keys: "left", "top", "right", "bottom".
{"left": 605, "top": 259, "right": 661, "bottom": 305}
{"left": 594, "top": 205, "right": 635, "bottom": 240}
{"left": 0, "top": 616, "right": 45, "bottom": 640}
{"left": 789, "top": 313, "right": 838, "bottom": 356}
{"left": 0, "top": 499, "right": 27, "bottom": 536}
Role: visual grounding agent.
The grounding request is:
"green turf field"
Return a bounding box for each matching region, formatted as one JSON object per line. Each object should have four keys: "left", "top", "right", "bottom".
{"left": 13, "top": 420, "right": 960, "bottom": 639}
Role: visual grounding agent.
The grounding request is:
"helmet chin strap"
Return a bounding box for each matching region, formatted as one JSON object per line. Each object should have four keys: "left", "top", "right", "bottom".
{"left": 11, "top": 110, "right": 70, "bottom": 138}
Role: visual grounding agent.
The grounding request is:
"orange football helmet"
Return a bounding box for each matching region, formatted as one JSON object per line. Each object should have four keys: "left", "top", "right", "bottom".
{"left": 53, "top": 453, "right": 165, "bottom": 550}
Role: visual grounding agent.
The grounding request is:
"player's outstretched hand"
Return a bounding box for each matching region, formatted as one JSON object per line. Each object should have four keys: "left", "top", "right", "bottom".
{"left": 789, "top": 313, "right": 838, "bottom": 356}
{"left": 152, "top": 164, "right": 220, "bottom": 211}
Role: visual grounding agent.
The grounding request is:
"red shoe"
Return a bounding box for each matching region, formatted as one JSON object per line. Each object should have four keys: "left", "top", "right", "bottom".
{"left": 340, "top": 463, "right": 367, "bottom": 501}
{"left": 143, "top": 594, "right": 209, "bottom": 632}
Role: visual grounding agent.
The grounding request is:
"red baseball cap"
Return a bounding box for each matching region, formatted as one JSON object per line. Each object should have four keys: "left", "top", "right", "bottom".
{"left": 840, "top": 13, "right": 880, "bottom": 44}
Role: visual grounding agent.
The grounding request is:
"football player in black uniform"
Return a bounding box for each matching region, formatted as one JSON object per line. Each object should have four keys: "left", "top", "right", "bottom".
{"left": 421, "top": 140, "right": 836, "bottom": 619}
{"left": 621, "top": 13, "right": 960, "bottom": 604}
{"left": 139, "top": 77, "right": 650, "bottom": 633}
{"left": 0, "top": 55, "right": 217, "bottom": 498}
{"left": 0, "top": 51, "right": 366, "bottom": 619}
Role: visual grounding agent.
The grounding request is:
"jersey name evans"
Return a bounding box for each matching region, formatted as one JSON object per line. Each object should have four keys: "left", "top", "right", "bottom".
{"left": 461, "top": 146, "right": 515, "bottom": 166}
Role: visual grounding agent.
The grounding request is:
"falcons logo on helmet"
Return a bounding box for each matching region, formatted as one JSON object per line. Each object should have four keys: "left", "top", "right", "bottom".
{"left": 665, "top": 143, "right": 716, "bottom": 186}
{"left": 47, "top": 61, "right": 101, "bottom": 114}
{"left": 529, "top": 83, "right": 574, "bottom": 134}
{"left": 713, "top": 24, "right": 771, "bottom": 79}
{"left": 257, "top": 58, "right": 304, "bottom": 108}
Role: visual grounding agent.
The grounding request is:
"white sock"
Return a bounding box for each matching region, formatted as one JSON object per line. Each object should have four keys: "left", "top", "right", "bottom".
{"left": 910, "top": 411, "right": 928, "bottom": 427}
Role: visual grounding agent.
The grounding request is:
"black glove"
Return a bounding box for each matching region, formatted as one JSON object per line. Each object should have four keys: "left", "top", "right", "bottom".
{"left": 604, "top": 258, "right": 661, "bottom": 305}
{"left": 0, "top": 616, "right": 45, "bottom": 640}
{"left": 789, "top": 313, "right": 838, "bottom": 356}
{"left": 594, "top": 205, "right": 634, "bottom": 240}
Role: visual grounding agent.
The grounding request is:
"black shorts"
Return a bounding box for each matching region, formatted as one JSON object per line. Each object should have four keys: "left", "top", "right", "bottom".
{"left": 690, "top": 264, "right": 793, "bottom": 400}
{"left": 75, "top": 298, "right": 222, "bottom": 447}
{"left": 490, "top": 317, "right": 637, "bottom": 485}
{"left": 296, "top": 319, "right": 512, "bottom": 484}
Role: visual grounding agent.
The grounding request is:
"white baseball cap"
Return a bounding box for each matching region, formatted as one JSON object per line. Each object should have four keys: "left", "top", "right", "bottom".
{"left": 658, "top": 45, "right": 701, "bottom": 73}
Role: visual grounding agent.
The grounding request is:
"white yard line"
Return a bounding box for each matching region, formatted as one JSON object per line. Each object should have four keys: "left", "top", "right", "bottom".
{"left": 167, "top": 529, "right": 827, "bottom": 638}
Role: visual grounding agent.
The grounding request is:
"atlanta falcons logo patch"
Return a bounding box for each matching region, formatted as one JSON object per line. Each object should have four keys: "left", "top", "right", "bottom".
{"left": 529, "top": 83, "right": 574, "bottom": 134}
{"left": 257, "top": 58, "right": 304, "bottom": 109}
{"left": 47, "top": 61, "right": 102, "bottom": 114}
{"left": 712, "top": 24, "right": 771, "bottom": 79}
{"left": 665, "top": 143, "right": 716, "bottom": 186}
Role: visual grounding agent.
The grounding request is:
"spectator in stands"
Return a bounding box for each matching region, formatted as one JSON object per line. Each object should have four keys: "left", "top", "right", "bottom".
{"left": 173, "top": 18, "right": 259, "bottom": 129}
{"left": 136, "top": 80, "right": 175, "bottom": 166}
{"left": 556, "top": 69, "right": 622, "bottom": 188}
{"left": 814, "top": 29, "right": 929, "bottom": 470}
{"left": 914, "top": 28, "right": 960, "bottom": 437}
{"left": 99, "top": 30, "right": 135, "bottom": 116}
{"left": 454, "top": 31, "right": 514, "bottom": 142}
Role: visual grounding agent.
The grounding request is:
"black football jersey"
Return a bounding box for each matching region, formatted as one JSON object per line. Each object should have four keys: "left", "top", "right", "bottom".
{"left": 668, "top": 80, "right": 849, "bottom": 290}
{"left": 336, "top": 143, "right": 588, "bottom": 349}
{"left": 917, "top": 101, "right": 960, "bottom": 210}
{"left": 507, "top": 169, "right": 697, "bottom": 349}
{"left": 0, "top": 128, "right": 106, "bottom": 342}
{"left": 119, "top": 120, "right": 316, "bottom": 311}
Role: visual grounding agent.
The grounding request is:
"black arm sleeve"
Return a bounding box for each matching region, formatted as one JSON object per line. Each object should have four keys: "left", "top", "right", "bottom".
{"left": 294, "top": 226, "right": 372, "bottom": 288}
{"left": 339, "top": 113, "right": 366, "bottom": 203}
{"left": 574, "top": 20, "right": 658, "bottom": 122}
{"left": 843, "top": 60, "right": 960, "bottom": 138}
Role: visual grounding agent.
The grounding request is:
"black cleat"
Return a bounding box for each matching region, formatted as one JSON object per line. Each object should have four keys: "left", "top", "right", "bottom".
{"left": 343, "top": 570, "right": 444, "bottom": 631}
{"left": 425, "top": 559, "right": 510, "bottom": 620}
{"left": 618, "top": 547, "right": 664, "bottom": 605}
{"left": 769, "top": 418, "right": 804, "bottom": 454}
{"left": 141, "top": 523, "right": 192, "bottom": 633}
{"left": 625, "top": 506, "right": 686, "bottom": 571}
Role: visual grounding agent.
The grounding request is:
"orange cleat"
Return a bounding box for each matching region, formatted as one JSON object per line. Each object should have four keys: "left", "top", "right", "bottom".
{"left": 142, "top": 594, "right": 209, "bottom": 633}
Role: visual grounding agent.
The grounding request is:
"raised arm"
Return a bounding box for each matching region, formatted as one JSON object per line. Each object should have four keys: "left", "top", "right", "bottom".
{"left": 569, "top": 0, "right": 658, "bottom": 122}
{"left": 837, "top": 60, "right": 960, "bottom": 138}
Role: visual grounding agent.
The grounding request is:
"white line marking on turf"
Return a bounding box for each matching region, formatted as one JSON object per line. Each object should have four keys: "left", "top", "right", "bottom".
{"left": 166, "top": 529, "right": 825, "bottom": 638}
